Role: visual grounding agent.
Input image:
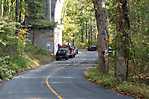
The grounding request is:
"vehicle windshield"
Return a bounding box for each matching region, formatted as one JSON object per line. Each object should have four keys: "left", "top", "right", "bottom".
{"left": 59, "top": 48, "right": 68, "bottom": 51}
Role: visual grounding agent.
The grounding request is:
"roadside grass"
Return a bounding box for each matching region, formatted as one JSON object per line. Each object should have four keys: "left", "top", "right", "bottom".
{"left": 0, "top": 44, "right": 54, "bottom": 80}
{"left": 24, "top": 44, "right": 54, "bottom": 68}
{"left": 85, "top": 67, "right": 149, "bottom": 99}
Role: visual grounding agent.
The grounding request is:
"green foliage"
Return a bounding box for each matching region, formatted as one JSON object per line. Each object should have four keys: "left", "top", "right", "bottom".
{"left": 0, "top": 55, "right": 31, "bottom": 80}
{"left": 24, "top": 43, "right": 49, "bottom": 56}
{"left": 117, "top": 82, "right": 149, "bottom": 99}
{"left": 0, "top": 17, "right": 18, "bottom": 56}
{"left": 0, "top": 0, "right": 55, "bottom": 80}
{"left": 106, "top": 0, "right": 149, "bottom": 79}
{"left": 63, "top": 0, "right": 97, "bottom": 47}
{"left": 86, "top": 67, "right": 149, "bottom": 99}
{"left": 86, "top": 67, "right": 116, "bottom": 88}
{"left": 11, "top": 56, "right": 31, "bottom": 70}
{"left": 0, "top": 43, "right": 52, "bottom": 80}
{"left": 0, "top": 55, "right": 32, "bottom": 80}
{"left": 0, "top": 56, "right": 16, "bottom": 80}
{"left": 26, "top": 0, "right": 56, "bottom": 29}
{"left": 17, "top": 28, "right": 28, "bottom": 56}
{"left": 129, "top": 0, "right": 149, "bottom": 76}
{"left": 0, "top": 17, "right": 17, "bottom": 44}
{"left": 30, "top": 19, "right": 57, "bottom": 29}
{"left": 24, "top": 43, "right": 54, "bottom": 65}
{"left": 26, "top": 0, "right": 44, "bottom": 19}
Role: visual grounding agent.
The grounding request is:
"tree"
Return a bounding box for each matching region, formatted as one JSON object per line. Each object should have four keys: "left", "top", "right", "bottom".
{"left": 92, "top": 0, "right": 109, "bottom": 73}
{"left": 16, "top": 0, "right": 20, "bottom": 22}
{"left": 63, "top": 0, "right": 97, "bottom": 48}
{"left": 116, "top": 0, "right": 130, "bottom": 81}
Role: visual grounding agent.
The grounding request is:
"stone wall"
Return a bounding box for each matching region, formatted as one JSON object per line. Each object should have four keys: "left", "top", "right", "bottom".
{"left": 32, "top": 29, "right": 54, "bottom": 52}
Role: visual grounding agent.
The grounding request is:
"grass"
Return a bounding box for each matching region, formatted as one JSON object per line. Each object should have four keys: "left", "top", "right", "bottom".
{"left": 0, "top": 44, "right": 54, "bottom": 80}
{"left": 24, "top": 44, "right": 54, "bottom": 67}
{"left": 85, "top": 67, "right": 149, "bottom": 99}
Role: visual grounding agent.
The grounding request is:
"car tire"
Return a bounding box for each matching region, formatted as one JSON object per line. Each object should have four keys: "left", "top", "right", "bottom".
{"left": 56, "top": 57, "right": 59, "bottom": 61}
{"left": 65, "top": 56, "right": 68, "bottom": 60}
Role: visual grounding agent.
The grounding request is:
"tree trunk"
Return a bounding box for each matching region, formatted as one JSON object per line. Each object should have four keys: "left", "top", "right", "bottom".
{"left": 85, "top": 21, "right": 88, "bottom": 40}
{"left": 16, "top": 0, "right": 20, "bottom": 22}
{"left": 1, "top": 0, "right": 4, "bottom": 17}
{"left": 116, "top": 0, "right": 130, "bottom": 81}
{"left": 92, "top": 0, "right": 109, "bottom": 73}
{"left": 81, "top": 23, "right": 84, "bottom": 43}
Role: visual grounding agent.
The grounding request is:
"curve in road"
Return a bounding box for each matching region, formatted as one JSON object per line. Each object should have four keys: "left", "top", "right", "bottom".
{"left": 0, "top": 51, "right": 133, "bottom": 99}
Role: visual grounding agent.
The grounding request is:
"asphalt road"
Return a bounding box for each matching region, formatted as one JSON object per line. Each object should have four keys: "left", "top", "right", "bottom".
{"left": 0, "top": 51, "right": 133, "bottom": 99}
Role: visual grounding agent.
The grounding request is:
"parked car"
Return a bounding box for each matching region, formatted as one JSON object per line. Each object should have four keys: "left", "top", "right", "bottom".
{"left": 108, "top": 46, "right": 112, "bottom": 53}
{"left": 87, "top": 45, "right": 97, "bottom": 51}
{"left": 74, "top": 47, "right": 78, "bottom": 55}
{"left": 56, "top": 48, "right": 69, "bottom": 60}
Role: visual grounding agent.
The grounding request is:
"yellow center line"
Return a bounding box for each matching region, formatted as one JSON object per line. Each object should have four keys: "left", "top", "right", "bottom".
{"left": 45, "top": 79, "right": 63, "bottom": 99}
{"left": 45, "top": 75, "right": 63, "bottom": 99}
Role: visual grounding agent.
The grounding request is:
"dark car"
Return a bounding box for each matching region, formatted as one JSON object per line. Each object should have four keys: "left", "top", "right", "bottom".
{"left": 56, "top": 48, "right": 69, "bottom": 60}
{"left": 74, "top": 47, "right": 78, "bottom": 55}
{"left": 88, "top": 45, "right": 97, "bottom": 51}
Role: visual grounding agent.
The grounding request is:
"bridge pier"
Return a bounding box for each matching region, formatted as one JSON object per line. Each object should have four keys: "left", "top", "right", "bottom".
{"left": 44, "top": 0, "right": 64, "bottom": 54}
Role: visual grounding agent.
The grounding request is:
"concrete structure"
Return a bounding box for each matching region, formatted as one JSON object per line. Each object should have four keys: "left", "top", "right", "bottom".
{"left": 44, "top": 0, "right": 64, "bottom": 54}
{"left": 54, "top": 0, "right": 64, "bottom": 54}
{"left": 32, "top": 29, "right": 54, "bottom": 52}
{"left": 33, "top": 0, "right": 64, "bottom": 54}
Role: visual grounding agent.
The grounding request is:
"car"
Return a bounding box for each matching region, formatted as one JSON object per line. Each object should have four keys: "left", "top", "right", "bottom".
{"left": 74, "top": 47, "right": 78, "bottom": 55}
{"left": 58, "top": 44, "right": 76, "bottom": 58}
{"left": 56, "top": 48, "right": 69, "bottom": 60}
{"left": 108, "top": 47, "right": 112, "bottom": 53}
{"left": 87, "top": 45, "right": 97, "bottom": 51}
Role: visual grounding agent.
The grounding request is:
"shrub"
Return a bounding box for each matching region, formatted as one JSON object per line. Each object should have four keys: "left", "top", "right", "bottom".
{"left": 85, "top": 67, "right": 149, "bottom": 99}
{"left": 0, "top": 56, "right": 16, "bottom": 80}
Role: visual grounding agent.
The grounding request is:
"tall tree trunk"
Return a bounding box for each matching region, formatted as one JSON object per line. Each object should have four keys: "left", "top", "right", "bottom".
{"left": 116, "top": 0, "right": 130, "bottom": 81}
{"left": 16, "top": 0, "right": 20, "bottom": 22}
{"left": 85, "top": 21, "right": 88, "bottom": 40}
{"left": 8, "top": 0, "right": 11, "bottom": 16}
{"left": 81, "top": 23, "right": 84, "bottom": 43}
{"left": 92, "top": 0, "right": 109, "bottom": 73}
{"left": 1, "top": 0, "right": 4, "bottom": 17}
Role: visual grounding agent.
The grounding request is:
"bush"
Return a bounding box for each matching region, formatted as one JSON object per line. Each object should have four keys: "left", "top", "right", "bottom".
{"left": 0, "top": 56, "right": 16, "bottom": 80}
{"left": 0, "top": 17, "right": 18, "bottom": 56}
{"left": 11, "top": 56, "right": 31, "bottom": 71}
{"left": 0, "top": 55, "right": 32, "bottom": 80}
{"left": 24, "top": 43, "right": 49, "bottom": 56}
{"left": 30, "top": 19, "right": 57, "bottom": 29}
{"left": 85, "top": 67, "right": 116, "bottom": 88}
{"left": 85, "top": 67, "right": 149, "bottom": 99}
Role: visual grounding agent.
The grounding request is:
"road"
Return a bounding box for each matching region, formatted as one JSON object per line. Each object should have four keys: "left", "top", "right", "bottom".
{"left": 0, "top": 51, "right": 133, "bottom": 99}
